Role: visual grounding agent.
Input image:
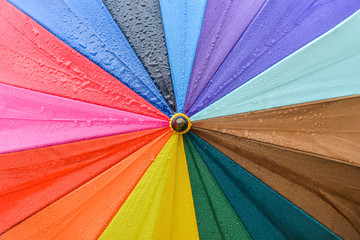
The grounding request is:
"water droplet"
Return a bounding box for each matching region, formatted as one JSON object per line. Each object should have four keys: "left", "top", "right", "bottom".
{"left": 86, "top": 120, "right": 93, "bottom": 127}
{"left": 244, "top": 129, "right": 249, "bottom": 137}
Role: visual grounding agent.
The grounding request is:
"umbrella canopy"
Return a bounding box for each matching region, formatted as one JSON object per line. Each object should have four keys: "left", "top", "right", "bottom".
{"left": 1, "top": 0, "right": 359, "bottom": 240}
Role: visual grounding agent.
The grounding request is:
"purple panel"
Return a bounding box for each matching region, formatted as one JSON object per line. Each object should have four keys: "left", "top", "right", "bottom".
{"left": 187, "top": 0, "right": 360, "bottom": 116}
{"left": 183, "top": 0, "right": 266, "bottom": 114}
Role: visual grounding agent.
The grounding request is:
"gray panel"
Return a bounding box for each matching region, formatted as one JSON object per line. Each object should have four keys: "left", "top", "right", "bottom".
{"left": 103, "top": 0, "right": 176, "bottom": 112}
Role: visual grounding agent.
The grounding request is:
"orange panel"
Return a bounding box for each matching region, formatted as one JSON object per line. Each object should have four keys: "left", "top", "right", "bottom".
{"left": 0, "top": 131, "right": 171, "bottom": 239}
{"left": 0, "top": 128, "right": 169, "bottom": 234}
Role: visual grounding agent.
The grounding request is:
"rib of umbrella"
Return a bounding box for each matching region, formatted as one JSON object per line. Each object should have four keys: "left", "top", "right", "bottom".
{"left": 99, "top": 134, "right": 199, "bottom": 240}
{"left": 0, "top": 131, "right": 172, "bottom": 239}
{"left": 0, "top": 83, "right": 168, "bottom": 153}
{"left": 187, "top": 0, "right": 360, "bottom": 116}
{"left": 193, "top": 96, "right": 360, "bottom": 164}
{"left": 0, "top": 128, "right": 169, "bottom": 234}
{"left": 159, "top": 0, "right": 207, "bottom": 112}
{"left": 0, "top": 0, "right": 168, "bottom": 121}
{"left": 102, "top": 0, "right": 177, "bottom": 112}
{"left": 7, "top": 0, "right": 173, "bottom": 117}
{"left": 191, "top": 9, "right": 360, "bottom": 121}
{"left": 183, "top": 0, "right": 266, "bottom": 114}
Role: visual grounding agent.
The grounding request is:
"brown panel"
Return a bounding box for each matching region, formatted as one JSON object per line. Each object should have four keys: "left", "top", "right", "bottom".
{"left": 193, "top": 95, "right": 360, "bottom": 164}
{"left": 191, "top": 128, "right": 360, "bottom": 240}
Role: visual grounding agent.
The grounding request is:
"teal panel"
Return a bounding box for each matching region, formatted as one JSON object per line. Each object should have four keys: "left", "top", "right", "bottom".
{"left": 184, "top": 135, "right": 252, "bottom": 240}
{"left": 187, "top": 132, "right": 341, "bottom": 240}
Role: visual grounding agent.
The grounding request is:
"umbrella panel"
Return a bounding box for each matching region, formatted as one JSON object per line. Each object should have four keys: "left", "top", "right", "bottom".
{"left": 100, "top": 134, "right": 199, "bottom": 240}
{"left": 0, "top": 130, "right": 171, "bottom": 240}
{"left": 159, "top": 0, "right": 207, "bottom": 112}
{"left": 191, "top": 10, "right": 360, "bottom": 121}
{"left": 188, "top": 0, "right": 360, "bottom": 116}
{"left": 193, "top": 95, "right": 360, "bottom": 163}
{"left": 191, "top": 128, "right": 360, "bottom": 240}
{"left": 0, "top": 83, "right": 168, "bottom": 153}
{"left": 102, "top": 0, "right": 176, "bottom": 112}
{"left": 188, "top": 132, "right": 342, "bottom": 240}
{"left": 0, "top": 0, "right": 169, "bottom": 120}
{"left": 183, "top": 0, "right": 266, "bottom": 114}
{"left": 7, "top": 0, "right": 173, "bottom": 117}
{"left": 0, "top": 128, "right": 168, "bottom": 234}
{"left": 184, "top": 135, "right": 251, "bottom": 240}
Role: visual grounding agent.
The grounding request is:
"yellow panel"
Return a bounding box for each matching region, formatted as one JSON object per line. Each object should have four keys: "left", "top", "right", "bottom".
{"left": 99, "top": 134, "right": 199, "bottom": 240}
{"left": 153, "top": 136, "right": 199, "bottom": 240}
{"left": 99, "top": 134, "right": 177, "bottom": 240}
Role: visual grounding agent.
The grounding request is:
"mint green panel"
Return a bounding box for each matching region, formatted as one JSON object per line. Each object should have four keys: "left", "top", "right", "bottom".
{"left": 191, "top": 10, "right": 360, "bottom": 121}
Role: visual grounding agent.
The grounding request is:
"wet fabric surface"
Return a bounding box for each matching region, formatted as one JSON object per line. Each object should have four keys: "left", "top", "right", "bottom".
{"left": 159, "top": 0, "right": 207, "bottom": 112}
{"left": 184, "top": 135, "right": 252, "bottom": 240}
{"left": 0, "top": 131, "right": 171, "bottom": 239}
{"left": 188, "top": 0, "right": 360, "bottom": 116}
{"left": 103, "top": 0, "right": 176, "bottom": 112}
{"left": 8, "top": 0, "right": 173, "bottom": 116}
{"left": 1, "top": 0, "right": 359, "bottom": 239}
{"left": 0, "top": 128, "right": 168, "bottom": 234}
{"left": 193, "top": 95, "right": 360, "bottom": 164}
{"left": 1, "top": 0, "right": 170, "bottom": 120}
{"left": 191, "top": 128, "right": 360, "bottom": 240}
{"left": 183, "top": 0, "right": 266, "bottom": 114}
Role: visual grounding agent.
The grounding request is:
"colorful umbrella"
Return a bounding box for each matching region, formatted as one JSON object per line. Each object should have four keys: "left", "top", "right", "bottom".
{"left": 1, "top": 0, "right": 359, "bottom": 239}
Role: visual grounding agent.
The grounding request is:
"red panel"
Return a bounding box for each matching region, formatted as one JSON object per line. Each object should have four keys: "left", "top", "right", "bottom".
{"left": 0, "top": 131, "right": 172, "bottom": 239}
{"left": 0, "top": 0, "right": 168, "bottom": 121}
{"left": 0, "top": 128, "right": 169, "bottom": 234}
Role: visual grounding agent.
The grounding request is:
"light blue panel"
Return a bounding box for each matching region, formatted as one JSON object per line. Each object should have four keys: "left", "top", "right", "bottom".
{"left": 9, "top": 0, "right": 173, "bottom": 117}
{"left": 159, "top": 0, "right": 207, "bottom": 112}
{"left": 191, "top": 10, "right": 360, "bottom": 121}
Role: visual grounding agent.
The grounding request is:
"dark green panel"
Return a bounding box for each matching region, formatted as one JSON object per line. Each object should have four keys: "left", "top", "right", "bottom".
{"left": 103, "top": 0, "right": 176, "bottom": 112}
{"left": 183, "top": 135, "right": 252, "bottom": 240}
{"left": 187, "top": 132, "right": 341, "bottom": 240}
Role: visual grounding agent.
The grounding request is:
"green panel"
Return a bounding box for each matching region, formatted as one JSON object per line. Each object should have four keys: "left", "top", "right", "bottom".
{"left": 184, "top": 135, "right": 252, "bottom": 240}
